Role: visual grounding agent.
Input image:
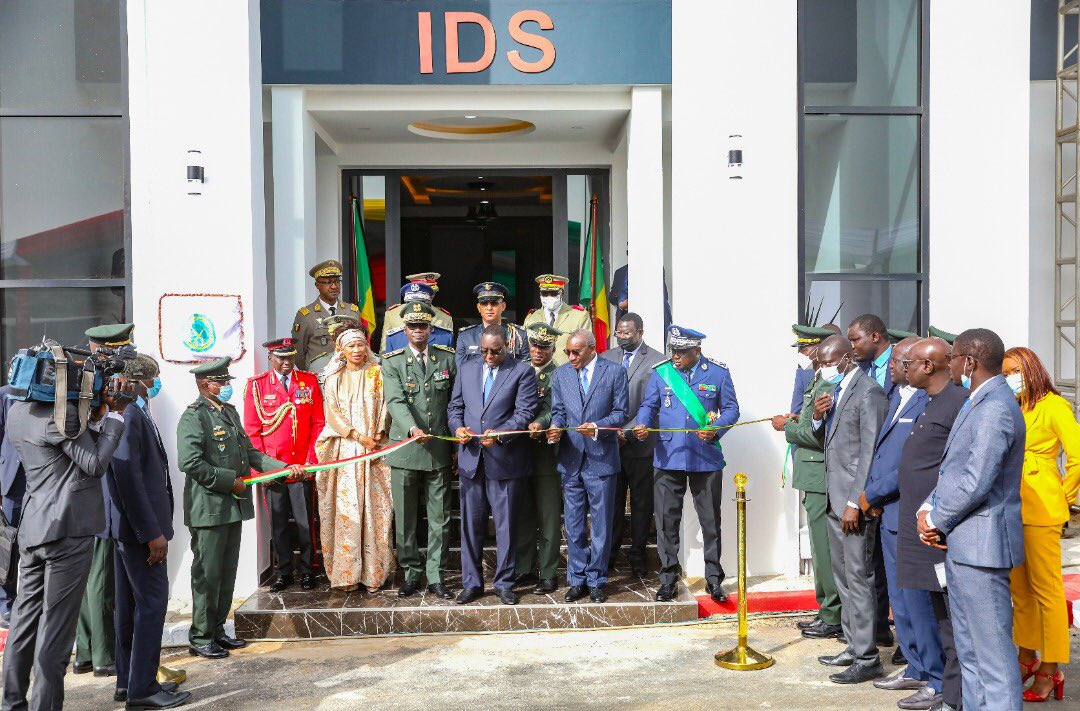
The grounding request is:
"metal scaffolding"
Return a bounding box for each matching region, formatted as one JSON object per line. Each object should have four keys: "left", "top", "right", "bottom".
{"left": 1056, "top": 1, "right": 1080, "bottom": 409}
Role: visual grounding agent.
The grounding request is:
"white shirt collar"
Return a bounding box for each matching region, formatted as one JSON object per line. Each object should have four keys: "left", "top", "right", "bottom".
{"left": 320, "top": 298, "right": 337, "bottom": 311}
{"left": 409, "top": 344, "right": 427, "bottom": 359}
{"left": 579, "top": 355, "right": 597, "bottom": 380}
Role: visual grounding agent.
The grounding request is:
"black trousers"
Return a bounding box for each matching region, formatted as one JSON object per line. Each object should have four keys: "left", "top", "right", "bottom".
{"left": 654, "top": 469, "right": 725, "bottom": 587}
{"left": 268, "top": 480, "right": 315, "bottom": 575}
{"left": 609, "top": 457, "right": 655, "bottom": 569}
{"left": 931, "top": 590, "right": 963, "bottom": 709}
{"left": 114, "top": 540, "right": 169, "bottom": 700}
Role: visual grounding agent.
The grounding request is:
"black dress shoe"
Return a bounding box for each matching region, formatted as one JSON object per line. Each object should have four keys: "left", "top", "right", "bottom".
{"left": 876, "top": 629, "right": 895, "bottom": 647}
{"left": 117, "top": 684, "right": 179, "bottom": 703}
{"left": 73, "top": 660, "right": 93, "bottom": 674}
{"left": 94, "top": 664, "right": 116, "bottom": 677}
{"left": 496, "top": 588, "right": 518, "bottom": 605}
{"left": 564, "top": 584, "right": 589, "bottom": 602}
{"left": 456, "top": 587, "right": 483, "bottom": 604}
{"left": 892, "top": 646, "right": 907, "bottom": 665}
{"left": 126, "top": 689, "right": 193, "bottom": 709}
{"left": 533, "top": 578, "right": 558, "bottom": 595}
{"left": 398, "top": 579, "right": 421, "bottom": 598}
{"left": 802, "top": 620, "right": 844, "bottom": 639}
{"left": 214, "top": 635, "right": 247, "bottom": 650}
{"left": 818, "top": 650, "right": 855, "bottom": 667}
{"left": 589, "top": 585, "right": 607, "bottom": 603}
{"left": 706, "top": 581, "right": 728, "bottom": 603}
{"left": 428, "top": 583, "right": 453, "bottom": 600}
{"left": 796, "top": 617, "right": 819, "bottom": 630}
{"left": 269, "top": 574, "right": 293, "bottom": 593}
{"left": 300, "top": 574, "right": 317, "bottom": 591}
{"left": 188, "top": 642, "right": 228, "bottom": 659}
{"left": 655, "top": 583, "right": 677, "bottom": 602}
{"left": 115, "top": 689, "right": 127, "bottom": 702}
{"left": 513, "top": 572, "right": 540, "bottom": 588}
{"left": 829, "top": 662, "right": 885, "bottom": 685}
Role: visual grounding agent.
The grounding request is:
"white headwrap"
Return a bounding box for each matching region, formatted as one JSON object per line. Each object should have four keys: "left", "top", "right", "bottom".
{"left": 321, "top": 327, "right": 368, "bottom": 379}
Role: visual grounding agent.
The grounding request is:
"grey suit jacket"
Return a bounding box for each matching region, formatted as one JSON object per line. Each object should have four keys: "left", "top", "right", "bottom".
{"left": 925, "top": 375, "right": 1025, "bottom": 569}
{"left": 7, "top": 400, "right": 125, "bottom": 549}
{"left": 818, "top": 367, "right": 888, "bottom": 515}
{"left": 601, "top": 342, "right": 665, "bottom": 459}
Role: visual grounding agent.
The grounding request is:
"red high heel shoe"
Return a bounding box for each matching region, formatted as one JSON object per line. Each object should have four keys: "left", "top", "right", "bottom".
{"left": 1022, "top": 670, "right": 1065, "bottom": 702}
{"left": 1019, "top": 658, "right": 1041, "bottom": 682}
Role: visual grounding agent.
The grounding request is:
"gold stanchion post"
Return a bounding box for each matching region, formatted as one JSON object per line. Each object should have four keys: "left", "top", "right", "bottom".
{"left": 714, "top": 472, "right": 774, "bottom": 671}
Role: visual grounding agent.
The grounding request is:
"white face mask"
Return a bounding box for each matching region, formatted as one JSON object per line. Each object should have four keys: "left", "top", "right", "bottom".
{"left": 796, "top": 352, "right": 813, "bottom": 370}
{"left": 540, "top": 295, "right": 563, "bottom": 311}
{"left": 1006, "top": 372, "right": 1024, "bottom": 395}
{"left": 819, "top": 354, "right": 849, "bottom": 384}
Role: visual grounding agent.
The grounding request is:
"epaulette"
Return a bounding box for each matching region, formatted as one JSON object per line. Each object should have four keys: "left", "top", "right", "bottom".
{"left": 382, "top": 348, "right": 405, "bottom": 358}
{"left": 437, "top": 306, "right": 451, "bottom": 316}
{"left": 652, "top": 358, "right": 672, "bottom": 369}
{"left": 298, "top": 307, "right": 310, "bottom": 316}
{"left": 385, "top": 326, "right": 404, "bottom": 336}
{"left": 707, "top": 357, "right": 728, "bottom": 369}
{"left": 458, "top": 323, "right": 479, "bottom": 332}
{"left": 350, "top": 304, "right": 359, "bottom": 312}
{"left": 186, "top": 399, "right": 206, "bottom": 410}
{"left": 571, "top": 304, "right": 586, "bottom": 311}
{"left": 526, "top": 308, "right": 536, "bottom": 316}
{"left": 386, "top": 303, "right": 402, "bottom": 312}
{"left": 434, "top": 344, "right": 456, "bottom": 353}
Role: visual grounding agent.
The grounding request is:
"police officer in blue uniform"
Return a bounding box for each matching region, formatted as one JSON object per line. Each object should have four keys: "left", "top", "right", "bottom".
{"left": 632, "top": 325, "right": 739, "bottom": 603}
{"left": 455, "top": 282, "right": 528, "bottom": 365}
{"left": 383, "top": 282, "right": 454, "bottom": 352}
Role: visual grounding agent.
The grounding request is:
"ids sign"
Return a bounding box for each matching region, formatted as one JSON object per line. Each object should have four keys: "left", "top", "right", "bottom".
{"left": 261, "top": 0, "right": 671, "bottom": 85}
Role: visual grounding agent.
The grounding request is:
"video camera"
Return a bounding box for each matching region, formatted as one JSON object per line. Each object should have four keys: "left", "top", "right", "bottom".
{"left": 6, "top": 341, "right": 138, "bottom": 407}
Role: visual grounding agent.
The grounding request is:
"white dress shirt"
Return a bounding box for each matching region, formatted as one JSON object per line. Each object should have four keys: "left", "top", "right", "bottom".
{"left": 892, "top": 385, "right": 917, "bottom": 423}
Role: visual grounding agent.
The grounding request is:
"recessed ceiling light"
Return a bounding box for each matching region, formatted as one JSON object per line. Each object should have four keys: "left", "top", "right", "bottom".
{"left": 465, "top": 115, "right": 477, "bottom": 119}
{"left": 479, "top": 187, "right": 486, "bottom": 191}
{"left": 478, "top": 176, "right": 484, "bottom": 179}
{"left": 481, "top": 199, "right": 490, "bottom": 204}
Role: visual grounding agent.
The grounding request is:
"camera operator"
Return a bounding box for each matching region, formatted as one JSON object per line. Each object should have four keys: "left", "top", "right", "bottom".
{"left": 1, "top": 325, "right": 136, "bottom": 711}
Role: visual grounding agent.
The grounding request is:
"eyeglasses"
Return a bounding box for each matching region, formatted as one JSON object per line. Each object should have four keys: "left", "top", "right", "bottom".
{"left": 948, "top": 353, "right": 973, "bottom": 361}
{"left": 899, "top": 359, "right": 929, "bottom": 368}
{"left": 315, "top": 278, "right": 342, "bottom": 285}
{"left": 614, "top": 330, "right": 639, "bottom": 338}
{"left": 563, "top": 348, "right": 585, "bottom": 356}
{"left": 671, "top": 348, "right": 694, "bottom": 356}
{"left": 479, "top": 347, "right": 504, "bottom": 355}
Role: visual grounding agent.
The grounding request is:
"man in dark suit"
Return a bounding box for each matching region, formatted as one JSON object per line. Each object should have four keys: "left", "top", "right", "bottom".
{"left": 107, "top": 356, "right": 191, "bottom": 709}
{"left": 1, "top": 342, "right": 132, "bottom": 711}
{"left": 918, "top": 329, "right": 1026, "bottom": 709}
{"left": 548, "top": 329, "right": 629, "bottom": 603}
{"left": 601, "top": 313, "right": 665, "bottom": 575}
{"left": 448, "top": 325, "right": 539, "bottom": 606}
{"left": 849, "top": 313, "right": 895, "bottom": 648}
{"left": 0, "top": 385, "right": 25, "bottom": 629}
{"left": 901, "top": 336, "right": 967, "bottom": 711}
{"left": 813, "top": 334, "right": 889, "bottom": 684}
{"left": 858, "top": 338, "right": 938, "bottom": 708}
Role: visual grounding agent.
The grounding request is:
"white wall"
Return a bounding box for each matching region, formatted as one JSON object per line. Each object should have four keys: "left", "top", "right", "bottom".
{"left": 929, "top": 2, "right": 1031, "bottom": 346}
{"left": 127, "top": 0, "right": 268, "bottom": 602}
{"left": 1030, "top": 81, "right": 1057, "bottom": 369}
{"left": 672, "top": 0, "right": 801, "bottom": 577}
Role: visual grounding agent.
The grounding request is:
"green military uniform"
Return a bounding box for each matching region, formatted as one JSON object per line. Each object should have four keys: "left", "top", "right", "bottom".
{"left": 522, "top": 275, "right": 592, "bottom": 366}
{"left": 177, "top": 358, "right": 286, "bottom": 649}
{"left": 292, "top": 298, "right": 360, "bottom": 372}
{"left": 513, "top": 323, "right": 563, "bottom": 583}
{"left": 381, "top": 303, "right": 457, "bottom": 587}
{"left": 73, "top": 323, "right": 134, "bottom": 671}
{"left": 785, "top": 372, "right": 842, "bottom": 627}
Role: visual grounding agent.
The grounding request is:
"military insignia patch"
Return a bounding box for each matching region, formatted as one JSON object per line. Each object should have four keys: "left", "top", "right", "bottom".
{"left": 699, "top": 384, "right": 717, "bottom": 392}
{"left": 433, "top": 370, "right": 450, "bottom": 381}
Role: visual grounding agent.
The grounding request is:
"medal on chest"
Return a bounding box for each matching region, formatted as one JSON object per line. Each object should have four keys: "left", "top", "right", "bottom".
{"left": 433, "top": 369, "right": 449, "bottom": 381}
{"left": 294, "top": 386, "right": 313, "bottom": 404}
{"left": 664, "top": 394, "right": 672, "bottom": 408}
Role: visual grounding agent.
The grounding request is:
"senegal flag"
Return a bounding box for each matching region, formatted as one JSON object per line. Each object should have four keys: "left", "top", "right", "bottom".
{"left": 352, "top": 198, "right": 377, "bottom": 335}
{"left": 579, "top": 195, "right": 610, "bottom": 353}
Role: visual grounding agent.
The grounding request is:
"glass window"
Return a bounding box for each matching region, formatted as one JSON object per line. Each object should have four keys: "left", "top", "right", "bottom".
{"left": 0, "top": 0, "right": 123, "bottom": 112}
{"left": 0, "top": 117, "right": 126, "bottom": 279}
{"left": 805, "top": 279, "right": 919, "bottom": 334}
{"left": 801, "top": 0, "right": 919, "bottom": 107}
{"left": 803, "top": 115, "right": 919, "bottom": 274}
{"left": 0, "top": 286, "right": 126, "bottom": 364}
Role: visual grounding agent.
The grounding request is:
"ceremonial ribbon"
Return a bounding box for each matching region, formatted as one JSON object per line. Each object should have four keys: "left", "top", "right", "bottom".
{"left": 781, "top": 443, "right": 795, "bottom": 488}
{"left": 654, "top": 361, "right": 723, "bottom": 449}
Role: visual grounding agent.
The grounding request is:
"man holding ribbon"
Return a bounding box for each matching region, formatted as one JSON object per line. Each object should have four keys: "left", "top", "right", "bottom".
{"left": 632, "top": 325, "right": 739, "bottom": 604}
{"left": 243, "top": 337, "right": 324, "bottom": 594}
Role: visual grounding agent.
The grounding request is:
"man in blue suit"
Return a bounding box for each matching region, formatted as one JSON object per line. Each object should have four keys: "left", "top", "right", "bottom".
{"left": 547, "top": 329, "right": 629, "bottom": 603}
{"left": 632, "top": 325, "right": 739, "bottom": 603}
{"left": 0, "top": 385, "right": 25, "bottom": 629}
{"left": 858, "top": 338, "right": 939, "bottom": 708}
{"left": 918, "top": 328, "right": 1025, "bottom": 710}
{"left": 107, "top": 355, "right": 191, "bottom": 708}
{"left": 448, "top": 325, "right": 539, "bottom": 606}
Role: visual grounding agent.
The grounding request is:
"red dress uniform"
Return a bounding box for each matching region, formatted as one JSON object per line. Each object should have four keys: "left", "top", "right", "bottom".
{"left": 243, "top": 368, "right": 325, "bottom": 577}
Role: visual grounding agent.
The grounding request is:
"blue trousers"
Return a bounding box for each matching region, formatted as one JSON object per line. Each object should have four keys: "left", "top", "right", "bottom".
{"left": 114, "top": 540, "right": 169, "bottom": 700}
{"left": 881, "top": 527, "right": 944, "bottom": 691}
{"left": 562, "top": 471, "right": 616, "bottom": 588}
{"left": 459, "top": 465, "right": 519, "bottom": 592}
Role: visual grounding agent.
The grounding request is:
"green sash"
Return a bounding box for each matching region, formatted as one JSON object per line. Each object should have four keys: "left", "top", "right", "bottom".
{"left": 655, "top": 361, "right": 722, "bottom": 450}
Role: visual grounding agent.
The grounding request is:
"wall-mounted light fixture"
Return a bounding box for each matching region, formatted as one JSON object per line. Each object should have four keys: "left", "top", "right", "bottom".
{"left": 187, "top": 150, "right": 205, "bottom": 195}
{"left": 728, "top": 135, "right": 743, "bottom": 180}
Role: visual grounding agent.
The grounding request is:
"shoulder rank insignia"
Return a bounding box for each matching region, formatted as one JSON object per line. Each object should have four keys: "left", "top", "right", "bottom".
{"left": 437, "top": 306, "right": 451, "bottom": 315}
{"left": 298, "top": 307, "right": 310, "bottom": 316}
{"left": 351, "top": 304, "right": 359, "bottom": 311}
{"left": 385, "top": 326, "right": 404, "bottom": 336}
{"left": 652, "top": 358, "right": 673, "bottom": 369}
{"left": 386, "top": 303, "right": 401, "bottom": 311}
{"left": 458, "top": 323, "right": 479, "bottom": 332}
{"left": 708, "top": 358, "right": 728, "bottom": 369}
{"left": 571, "top": 304, "right": 586, "bottom": 311}
{"left": 313, "top": 304, "right": 321, "bottom": 312}
{"left": 434, "top": 344, "right": 456, "bottom": 353}
{"left": 526, "top": 308, "right": 536, "bottom": 316}
{"left": 382, "top": 348, "right": 405, "bottom": 358}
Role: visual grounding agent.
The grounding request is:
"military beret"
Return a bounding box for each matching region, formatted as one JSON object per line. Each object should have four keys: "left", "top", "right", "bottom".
{"left": 535, "top": 274, "right": 568, "bottom": 290}
{"left": 668, "top": 325, "right": 705, "bottom": 350}
{"left": 790, "top": 324, "right": 834, "bottom": 348}
{"left": 401, "top": 282, "right": 435, "bottom": 303}
{"left": 928, "top": 325, "right": 957, "bottom": 345}
{"left": 527, "top": 322, "right": 562, "bottom": 346}
{"left": 262, "top": 337, "right": 298, "bottom": 357}
{"left": 123, "top": 353, "right": 159, "bottom": 380}
{"left": 190, "top": 356, "right": 234, "bottom": 381}
{"left": 886, "top": 328, "right": 919, "bottom": 344}
{"left": 402, "top": 302, "right": 436, "bottom": 325}
{"left": 85, "top": 323, "right": 134, "bottom": 346}
{"left": 473, "top": 281, "right": 508, "bottom": 302}
{"left": 309, "top": 259, "right": 343, "bottom": 279}
{"left": 405, "top": 272, "right": 441, "bottom": 290}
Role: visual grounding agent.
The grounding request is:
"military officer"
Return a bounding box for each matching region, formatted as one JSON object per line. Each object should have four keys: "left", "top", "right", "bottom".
{"left": 242, "top": 337, "right": 324, "bottom": 593}
{"left": 515, "top": 322, "right": 563, "bottom": 595}
{"left": 381, "top": 302, "right": 457, "bottom": 599}
{"left": 789, "top": 323, "right": 839, "bottom": 414}
{"left": 382, "top": 282, "right": 454, "bottom": 352}
{"left": 455, "top": 282, "right": 528, "bottom": 364}
{"left": 380, "top": 272, "right": 454, "bottom": 352}
{"left": 292, "top": 260, "right": 361, "bottom": 371}
{"left": 522, "top": 274, "right": 592, "bottom": 366}
{"left": 177, "top": 357, "right": 304, "bottom": 659}
{"left": 632, "top": 325, "right": 740, "bottom": 604}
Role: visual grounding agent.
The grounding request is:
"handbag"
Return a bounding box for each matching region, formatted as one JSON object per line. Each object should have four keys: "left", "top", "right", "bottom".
{"left": 0, "top": 506, "right": 17, "bottom": 587}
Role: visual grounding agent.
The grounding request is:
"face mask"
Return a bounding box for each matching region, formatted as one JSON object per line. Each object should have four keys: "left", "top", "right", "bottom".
{"left": 960, "top": 358, "right": 973, "bottom": 390}
{"left": 540, "top": 295, "right": 562, "bottom": 311}
{"left": 146, "top": 377, "right": 161, "bottom": 399}
{"left": 796, "top": 353, "right": 813, "bottom": 370}
{"left": 616, "top": 336, "right": 637, "bottom": 351}
{"left": 216, "top": 383, "right": 234, "bottom": 403}
{"left": 1006, "top": 372, "right": 1024, "bottom": 395}
{"left": 819, "top": 365, "right": 842, "bottom": 384}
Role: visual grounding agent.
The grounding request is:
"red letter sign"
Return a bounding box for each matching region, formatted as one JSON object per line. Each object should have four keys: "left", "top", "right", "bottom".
{"left": 507, "top": 10, "right": 555, "bottom": 73}
{"left": 444, "top": 12, "right": 496, "bottom": 74}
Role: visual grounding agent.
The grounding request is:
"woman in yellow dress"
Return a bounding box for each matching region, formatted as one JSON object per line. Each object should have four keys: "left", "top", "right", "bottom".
{"left": 315, "top": 326, "right": 394, "bottom": 592}
{"left": 1003, "top": 347, "right": 1080, "bottom": 702}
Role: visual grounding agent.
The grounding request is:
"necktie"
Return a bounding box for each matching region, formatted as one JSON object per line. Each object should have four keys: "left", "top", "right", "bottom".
{"left": 869, "top": 363, "right": 877, "bottom": 381}
{"left": 580, "top": 368, "right": 590, "bottom": 395}
{"left": 281, "top": 374, "right": 289, "bottom": 392}
{"left": 549, "top": 310, "right": 556, "bottom": 327}
{"left": 622, "top": 350, "right": 632, "bottom": 369}
{"left": 826, "top": 383, "right": 842, "bottom": 433}
{"left": 329, "top": 306, "right": 336, "bottom": 316}
{"left": 416, "top": 351, "right": 426, "bottom": 374}
{"left": 483, "top": 367, "right": 495, "bottom": 403}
